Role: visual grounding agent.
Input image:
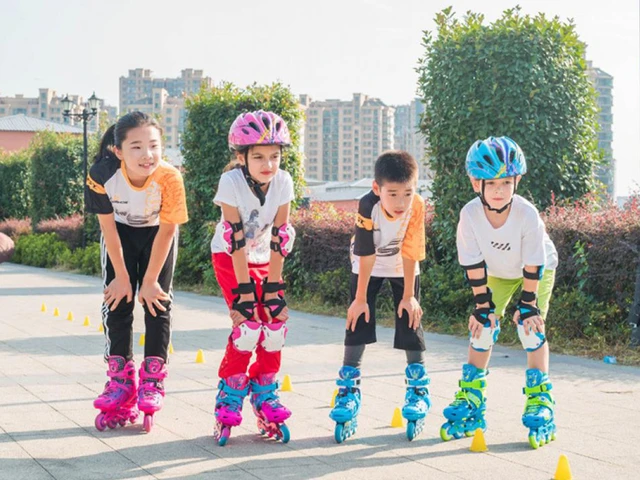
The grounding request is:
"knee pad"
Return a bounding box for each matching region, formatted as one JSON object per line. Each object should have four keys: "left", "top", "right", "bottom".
{"left": 470, "top": 320, "right": 501, "bottom": 352}
{"left": 517, "top": 320, "right": 546, "bottom": 352}
{"left": 260, "top": 322, "right": 288, "bottom": 352}
{"left": 231, "top": 320, "right": 261, "bottom": 353}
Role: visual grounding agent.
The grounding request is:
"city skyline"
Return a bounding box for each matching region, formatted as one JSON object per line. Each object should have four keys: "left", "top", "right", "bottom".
{"left": 1, "top": 0, "right": 637, "bottom": 196}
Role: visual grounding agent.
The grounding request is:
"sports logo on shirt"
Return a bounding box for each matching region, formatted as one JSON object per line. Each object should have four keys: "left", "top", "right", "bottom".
{"left": 491, "top": 241, "right": 511, "bottom": 251}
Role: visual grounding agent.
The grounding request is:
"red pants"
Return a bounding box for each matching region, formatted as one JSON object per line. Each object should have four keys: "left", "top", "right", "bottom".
{"left": 212, "top": 253, "right": 284, "bottom": 379}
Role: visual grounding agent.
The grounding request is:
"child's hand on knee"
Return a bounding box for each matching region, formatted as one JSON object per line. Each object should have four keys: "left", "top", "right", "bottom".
{"left": 347, "top": 299, "right": 369, "bottom": 332}
{"left": 103, "top": 275, "right": 133, "bottom": 311}
{"left": 398, "top": 296, "right": 422, "bottom": 331}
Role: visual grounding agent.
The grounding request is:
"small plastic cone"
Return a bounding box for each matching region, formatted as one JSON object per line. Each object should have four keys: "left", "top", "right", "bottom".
{"left": 281, "top": 374, "right": 293, "bottom": 391}
{"left": 41, "top": 303, "right": 46, "bottom": 313}
{"left": 53, "top": 307, "right": 60, "bottom": 317}
{"left": 195, "top": 349, "right": 205, "bottom": 363}
{"left": 66, "top": 311, "right": 74, "bottom": 321}
{"left": 470, "top": 428, "right": 488, "bottom": 452}
{"left": 98, "top": 323, "right": 104, "bottom": 332}
{"left": 168, "top": 343, "right": 174, "bottom": 354}
{"left": 391, "top": 407, "right": 404, "bottom": 428}
{"left": 83, "top": 316, "right": 90, "bottom": 327}
{"left": 553, "top": 455, "right": 573, "bottom": 480}
{"left": 330, "top": 389, "right": 338, "bottom": 408}
{"left": 138, "top": 333, "right": 145, "bottom": 346}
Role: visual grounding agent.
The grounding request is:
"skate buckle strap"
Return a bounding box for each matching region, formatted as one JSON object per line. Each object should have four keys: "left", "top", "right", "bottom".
{"left": 405, "top": 377, "right": 430, "bottom": 387}
{"left": 524, "top": 396, "right": 555, "bottom": 413}
{"left": 250, "top": 381, "right": 279, "bottom": 394}
{"left": 218, "top": 380, "right": 250, "bottom": 398}
{"left": 523, "top": 382, "right": 553, "bottom": 395}
{"left": 453, "top": 389, "right": 483, "bottom": 409}
{"left": 337, "top": 377, "right": 361, "bottom": 388}
{"left": 459, "top": 378, "right": 486, "bottom": 390}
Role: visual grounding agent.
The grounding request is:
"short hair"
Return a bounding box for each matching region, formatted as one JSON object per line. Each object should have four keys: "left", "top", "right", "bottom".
{"left": 374, "top": 150, "right": 418, "bottom": 186}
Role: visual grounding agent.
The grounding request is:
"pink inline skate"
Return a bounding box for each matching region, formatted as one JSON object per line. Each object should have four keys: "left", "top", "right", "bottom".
{"left": 138, "top": 357, "right": 167, "bottom": 432}
{"left": 94, "top": 356, "right": 138, "bottom": 431}
{"left": 250, "top": 373, "right": 291, "bottom": 443}
{"left": 214, "top": 374, "right": 250, "bottom": 446}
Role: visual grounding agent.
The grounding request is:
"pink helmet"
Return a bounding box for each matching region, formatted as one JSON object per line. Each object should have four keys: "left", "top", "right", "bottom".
{"left": 228, "top": 110, "right": 291, "bottom": 151}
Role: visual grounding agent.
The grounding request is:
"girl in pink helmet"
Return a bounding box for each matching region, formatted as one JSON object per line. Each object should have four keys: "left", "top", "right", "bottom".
{"left": 210, "top": 110, "right": 296, "bottom": 446}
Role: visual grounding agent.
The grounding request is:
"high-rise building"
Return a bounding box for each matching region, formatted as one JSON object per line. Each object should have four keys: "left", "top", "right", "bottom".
{"left": 394, "top": 99, "right": 430, "bottom": 180}
{"left": 119, "top": 68, "right": 212, "bottom": 113}
{"left": 587, "top": 61, "right": 614, "bottom": 197}
{"left": 303, "top": 93, "right": 394, "bottom": 181}
{"left": 119, "top": 68, "right": 212, "bottom": 150}
{"left": 0, "top": 88, "right": 116, "bottom": 132}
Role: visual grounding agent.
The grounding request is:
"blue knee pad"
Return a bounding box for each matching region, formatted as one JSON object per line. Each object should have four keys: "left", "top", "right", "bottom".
{"left": 470, "top": 320, "right": 501, "bottom": 351}
{"left": 517, "top": 320, "right": 546, "bottom": 351}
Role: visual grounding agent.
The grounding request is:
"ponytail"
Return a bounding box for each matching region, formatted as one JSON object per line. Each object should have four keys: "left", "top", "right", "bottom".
{"left": 94, "top": 124, "right": 117, "bottom": 163}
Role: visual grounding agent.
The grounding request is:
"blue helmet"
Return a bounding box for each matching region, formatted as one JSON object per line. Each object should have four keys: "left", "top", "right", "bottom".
{"left": 465, "top": 136, "right": 527, "bottom": 180}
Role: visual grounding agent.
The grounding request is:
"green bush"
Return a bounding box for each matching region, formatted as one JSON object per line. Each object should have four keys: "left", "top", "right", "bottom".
{"left": 29, "top": 131, "right": 84, "bottom": 226}
{"left": 14, "top": 233, "right": 70, "bottom": 268}
{"left": 0, "top": 150, "right": 30, "bottom": 220}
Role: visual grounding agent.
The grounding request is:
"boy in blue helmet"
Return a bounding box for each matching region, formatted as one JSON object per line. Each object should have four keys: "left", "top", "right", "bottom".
{"left": 440, "top": 136, "right": 559, "bottom": 449}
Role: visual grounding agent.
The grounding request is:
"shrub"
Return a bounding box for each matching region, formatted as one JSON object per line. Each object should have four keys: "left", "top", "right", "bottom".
{"left": 0, "top": 218, "right": 32, "bottom": 240}
{"left": 36, "top": 214, "right": 84, "bottom": 249}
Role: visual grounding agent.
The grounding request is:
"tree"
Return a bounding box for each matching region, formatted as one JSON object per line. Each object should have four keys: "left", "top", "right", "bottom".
{"left": 29, "top": 131, "right": 84, "bottom": 226}
{"left": 417, "top": 7, "right": 601, "bottom": 260}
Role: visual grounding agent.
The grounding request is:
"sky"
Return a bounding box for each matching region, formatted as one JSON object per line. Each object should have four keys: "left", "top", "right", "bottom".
{"left": 1, "top": 0, "right": 638, "bottom": 197}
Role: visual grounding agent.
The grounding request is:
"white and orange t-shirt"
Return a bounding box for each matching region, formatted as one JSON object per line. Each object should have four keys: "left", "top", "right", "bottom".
{"left": 86, "top": 156, "right": 188, "bottom": 227}
{"left": 350, "top": 191, "right": 426, "bottom": 278}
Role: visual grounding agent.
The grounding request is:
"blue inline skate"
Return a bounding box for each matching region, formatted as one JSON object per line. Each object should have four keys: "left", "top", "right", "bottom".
{"left": 402, "top": 363, "right": 431, "bottom": 441}
{"left": 329, "top": 366, "right": 361, "bottom": 443}
{"left": 440, "top": 363, "right": 487, "bottom": 441}
{"left": 522, "top": 368, "right": 556, "bottom": 449}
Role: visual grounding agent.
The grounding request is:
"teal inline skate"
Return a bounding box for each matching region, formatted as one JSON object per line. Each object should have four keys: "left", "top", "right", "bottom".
{"left": 402, "top": 363, "right": 431, "bottom": 441}
{"left": 522, "top": 368, "right": 556, "bottom": 449}
{"left": 440, "top": 363, "right": 487, "bottom": 441}
{"left": 329, "top": 366, "right": 361, "bottom": 443}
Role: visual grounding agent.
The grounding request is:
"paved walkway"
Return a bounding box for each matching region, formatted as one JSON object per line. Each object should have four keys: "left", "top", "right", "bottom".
{"left": 1, "top": 262, "right": 639, "bottom": 479}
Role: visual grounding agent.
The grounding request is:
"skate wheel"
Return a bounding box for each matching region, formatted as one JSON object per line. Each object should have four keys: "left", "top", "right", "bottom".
{"left": 259, "top": 429, "right": 266, "bottom": 435}
{"left": 528, "top": 433, "right": 539, "bottom": 449}
{"left": 95, "top": 414, "right": 107, "bottom": 432}
{"left": 218, "top": 426, "right": 230, "bottom": 446}
{"left": 143, "top": 415, "right": 153, "bottom": 433}
{"left": 334, "top": 423, "right": 346, "bottom": 444}
{"left": 407, "top": 421, "right": 416, "bottom": 441}
{"left": 107, "top": 418, "right": 118, "bottom": 429}
{"left": 440, "top": 424, "right": 453, "bottom": 442}
{"left": 279, "top": 424, "right": 290, "bottom": 444}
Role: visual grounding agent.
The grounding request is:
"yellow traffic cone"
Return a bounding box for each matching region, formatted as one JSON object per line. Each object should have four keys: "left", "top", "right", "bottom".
{"left": 553, "top": 455, "right": 573, "bottom": 480}
{"left": 281, "top": 374, "right": 293, "bottom": 391}
{"left": 195, "top": 349, "right": 205, "bottom": 363}
{"left": 470, "top": 428, "right": 488, "bottom": 452}
{"left": 391, "top": 407, "right": 404, "bottom": 428}
{"left": 168, "top": 343, "right": 174, "bottom": 354}
{"left": 83, "top": 316, "right": 90, "bottom": 327}
{"left": 41, "top": 303, "right": 47, "bottom": 313}
{"left": 53, "top": 307, "right": 60, "bottom": 317}
{"left": 330, "top": 389, "right": 338, "bottom": 408}
{"left": 98, "top": 323, "right": 104, "bottom": 332}
{"left": 138, "top": 333, "right": 145, "bottom": 346}
{"left": 67, "top": 311, "right": 74, "bottom": 321}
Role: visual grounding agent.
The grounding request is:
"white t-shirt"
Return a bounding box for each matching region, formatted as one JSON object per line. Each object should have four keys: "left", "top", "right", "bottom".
{"left": 211, "top": 168, "right": 295, "bottom": 264}
{"left": 457, "top": 195, "right": 558, "bottom": 279}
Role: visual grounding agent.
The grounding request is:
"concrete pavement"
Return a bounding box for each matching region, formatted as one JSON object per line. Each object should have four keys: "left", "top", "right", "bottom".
{"left": 1, "top": 262, "right": 639, "bottom": 479}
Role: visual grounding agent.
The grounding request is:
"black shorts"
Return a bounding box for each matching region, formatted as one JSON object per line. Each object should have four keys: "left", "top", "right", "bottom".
{"left": 344, "top": 273, "right": 425, "bottom": 351}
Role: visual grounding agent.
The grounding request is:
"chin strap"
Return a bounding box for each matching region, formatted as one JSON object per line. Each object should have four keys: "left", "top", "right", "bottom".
{"left": 242, "top": 157, "right": 266, "bottom": 206}
{"left": 479, "top": 179, "right": 517, "bottom": 214}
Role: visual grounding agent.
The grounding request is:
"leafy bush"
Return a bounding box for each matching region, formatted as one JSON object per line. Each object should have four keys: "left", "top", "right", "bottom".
{"left": 36, "top": 214, "right": 84, "bottom": 249}
{"left": 13, "top": 233, "right": 70, "bottom": 268}
{"left": 0, "top": 149, "right": 30, "bottom": 220}
{"left": 0, "top": 217, "right": 32, "bottom": 240}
